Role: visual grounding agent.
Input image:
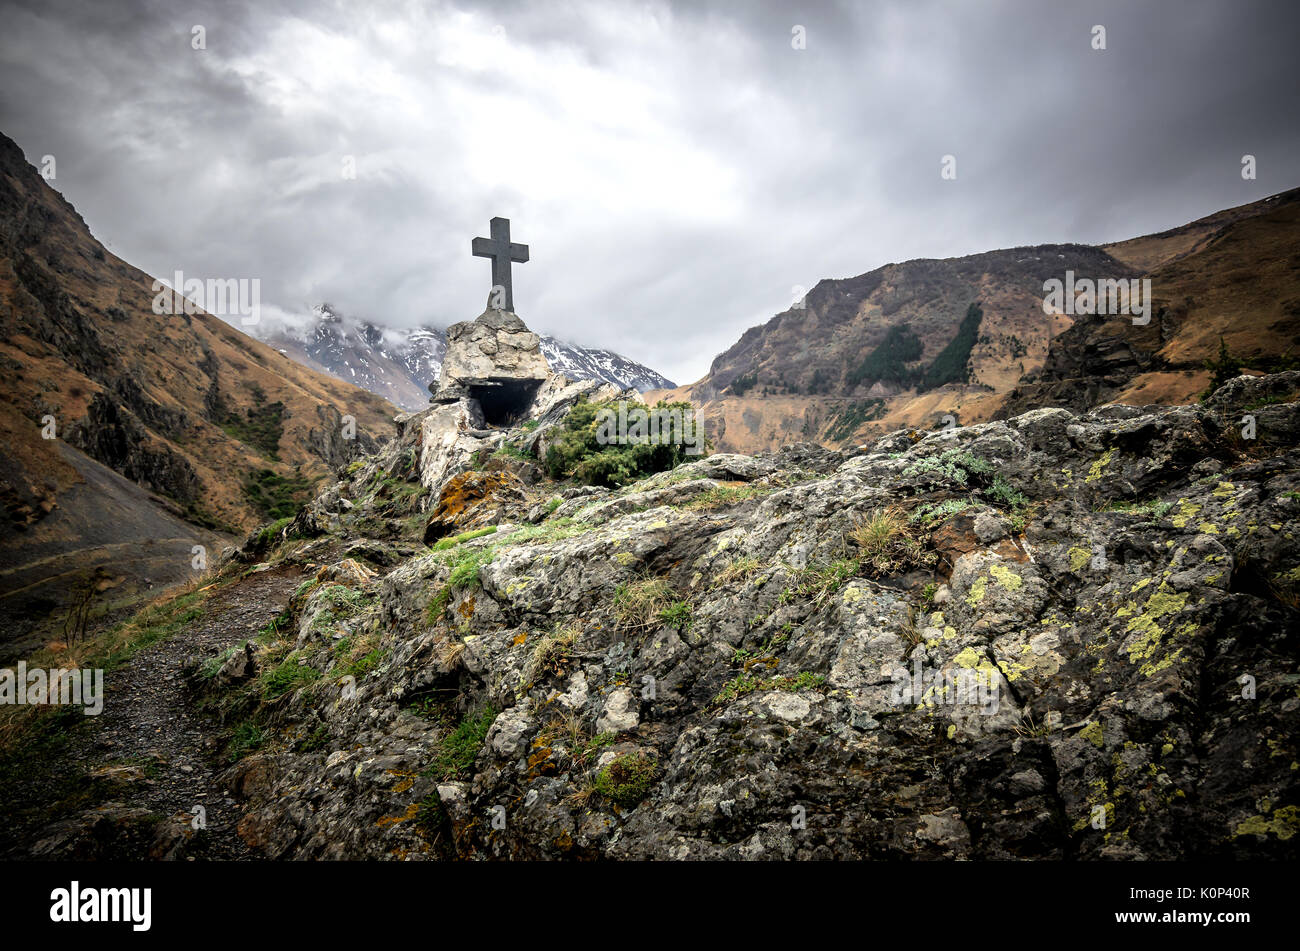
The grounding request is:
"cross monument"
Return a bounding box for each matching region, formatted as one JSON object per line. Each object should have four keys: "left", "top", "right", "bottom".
{"left": 471, "top": 216, "right": 529, "bottom": 312}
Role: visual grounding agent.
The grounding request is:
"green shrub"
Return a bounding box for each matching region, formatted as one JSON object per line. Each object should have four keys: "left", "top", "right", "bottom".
{"left": 543, "top": 396, "right": 707, "bottom": 488}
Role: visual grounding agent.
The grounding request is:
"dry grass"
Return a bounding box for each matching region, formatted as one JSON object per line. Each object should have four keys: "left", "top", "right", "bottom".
{"left": 0, "top": 570, "right": 224, "bottom": 751}
{"left": 525, "top": 621, "right": 581, "bottom": 682}
{"left": 715, "top": 555, "right": 762, "bottom": 587}
{"left": 613, "top": 577, "right": 677, "bottom": 632}
{"left": 849, "top": 506, "right": 927, "bottom": 573}
{"left": 437, "top": 638, "right": 467, "bottom": 670}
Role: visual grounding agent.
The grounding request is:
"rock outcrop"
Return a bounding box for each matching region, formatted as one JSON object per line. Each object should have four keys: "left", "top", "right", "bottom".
{"left": 412, "top": 308, "right": 640, "bottom": 528}
{"left": 186, "top": 372, "right": 1299, "bottom": 861}
{"left": 432, "top": 306, "right": 551, "bottom": 420}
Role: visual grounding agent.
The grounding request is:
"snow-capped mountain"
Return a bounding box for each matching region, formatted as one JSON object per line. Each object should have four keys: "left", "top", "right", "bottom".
{"left": 536, "top": 337, "right": 676, "bottom": 395}
{"left": 252, "top": 305, "right": 674, "bottom": 412}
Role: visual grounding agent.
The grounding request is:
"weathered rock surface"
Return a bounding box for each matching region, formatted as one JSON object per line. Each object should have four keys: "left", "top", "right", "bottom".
{"left": 432, "top": 307, "right": 550, "bottom": 407}
{"left": 190, "top": 375, "right": 1299, "bottom": 860}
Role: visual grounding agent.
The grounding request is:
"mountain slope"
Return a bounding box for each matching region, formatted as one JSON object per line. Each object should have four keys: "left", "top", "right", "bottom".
{"left": 1001, "top": 188, "right": 1300, "bottom": 416}
{"left": 0, "top": 132, "right": 397, "bottom": 535}
{"left": 655, "top": 189, "right": 1300, "bottom": 453}
{"left": 254, "top": 306, "right": 674, "bottom": 412}
{"left": 653, "top": 244, "right": 1129, "bottom": 452}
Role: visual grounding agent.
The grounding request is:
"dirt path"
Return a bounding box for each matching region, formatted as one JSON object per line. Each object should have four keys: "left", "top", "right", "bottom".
{"left": 0, "top": 564, "right": 306, "bottom": 859}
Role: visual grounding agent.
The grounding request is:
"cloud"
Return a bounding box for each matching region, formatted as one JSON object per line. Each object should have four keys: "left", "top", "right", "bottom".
{"left": 2, "top": 0, "right": 1297, "bottom": 384}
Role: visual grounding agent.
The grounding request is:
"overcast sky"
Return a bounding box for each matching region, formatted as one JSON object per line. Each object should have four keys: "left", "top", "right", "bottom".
{"left": 1, "top": 0, "right": 1297, "bottom": 384}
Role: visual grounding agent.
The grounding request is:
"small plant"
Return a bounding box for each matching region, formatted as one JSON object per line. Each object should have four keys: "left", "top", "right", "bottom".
{"left": 199, "top": 641, "right": 248, "bottom": 680}
{"left": 414, "top": 792, "right": 449, "bottom": 846}
{"left": 1013, "top": 712, "right": 1054, "bottom": 738}
{"left": 592, "top": 752, "right": 660, "bottom": 807}
{"left": 713, "top": 671, "right": 827, "bottom": 705}
{"left": 298, "top": 724, "right": 331, "bottom": 753}
{"left": 613, "top": 576, "right": 676, "bottom": 632}
{"left": 259, "top": 653, "right": 321, "bottom": 700}
{"left": 308, "top": 585, "right": 372, "bottom": 636}
{"left": 986, "top": 474, "right": 1029, "bottom": 509}
{"left": 658, "top": 599, "right": 693, "bottom": 632}
{"left": 339, "top": 647, "right": 383, "bottom": 679}
{"left": 909, "top": 498, "right": 972, "bottom": 525}
{"left": 438, "top": 638, "right": 467, "bottom": 669}
{"left": 714, "top": 555, "right": 761, "bottom": 587}
{"left": 226, "top": 721, "right": 266, "bottom": 762}
{"left": 791, "top": 559, "right": 859, "bottom": 608}
{"left": 492, "top": 441, "right": 533, "bottom": 462}
{"left": 731, "top": 631, "right": 790, "bottom": 670}
{"left": 427, "top": 546, "right": 495, "bottom": 622}
{"left": 684, "top": 484, "right": 770, "bottom": 510}
{"left": 1097, "top": 499, "right": 1174, "bottom": 519}
{"left": 1268, "top": 566, "right": 1300, "bottom": 611}
{"left": 848, "top": 507, "right": 924, "bottom": 572}
{"left": 426, "top": 705, "right": 497, "bottom": 780}
{"left": 526, "top": 622, "right": 581, "bottom": 682}
{"left": 904, "top": 449, "right": 992, "bottom": 486}
{"left": 430, "top": 525, "right": 498, "bottom": 551}
{"left": 900, "top": 604, "right": 922, "bottom": 649}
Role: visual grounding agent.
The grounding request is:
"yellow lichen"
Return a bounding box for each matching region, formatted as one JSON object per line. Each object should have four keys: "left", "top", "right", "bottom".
{"left": 989, "top": 564, "right": 1023, "bottom": 590}
{"left": 1087, "top": 449, "right": 1116, "bottom": 483}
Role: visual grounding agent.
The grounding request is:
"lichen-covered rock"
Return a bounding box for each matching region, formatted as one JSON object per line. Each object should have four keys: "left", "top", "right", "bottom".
{"left": 204, "top": 376, "right": 1300, "bottom": 860}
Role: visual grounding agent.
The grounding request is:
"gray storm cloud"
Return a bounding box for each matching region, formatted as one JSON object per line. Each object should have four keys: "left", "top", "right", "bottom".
{"left": 1, "top": 0, "right": 1297, "bottom": 383}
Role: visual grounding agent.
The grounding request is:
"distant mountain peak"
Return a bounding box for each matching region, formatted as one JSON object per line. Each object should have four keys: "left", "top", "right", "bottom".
{"left": 251, "top": 308, "right": 674, "bottom": 412}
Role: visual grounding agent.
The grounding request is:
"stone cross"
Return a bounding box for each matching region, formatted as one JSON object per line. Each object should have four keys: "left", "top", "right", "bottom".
{"left": 471, "top": 216, "right": 529, "bottom": 312}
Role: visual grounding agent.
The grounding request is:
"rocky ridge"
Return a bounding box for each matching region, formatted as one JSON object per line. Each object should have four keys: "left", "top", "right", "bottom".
{"left": 179, "top": 369, "right": 1300, "bottom": 860}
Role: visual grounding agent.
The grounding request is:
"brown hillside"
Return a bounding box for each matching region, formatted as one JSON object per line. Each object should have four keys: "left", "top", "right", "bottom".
{"left": 1001, "top": 188, "right": 1300, "bottom": 417}
{"left": 659, "top": 189, "right": 1300, "bottom": 453}
{"left": 0, "top": 132, "right": 397, "bottom": 535}
{"left": 655, "top": 244, "right": 1126, "bottom": 453}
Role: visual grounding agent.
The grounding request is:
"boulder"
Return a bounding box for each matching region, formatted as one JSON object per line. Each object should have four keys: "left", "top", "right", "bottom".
{"left": 432, "top": 307, "right": 551, "bottom": 424}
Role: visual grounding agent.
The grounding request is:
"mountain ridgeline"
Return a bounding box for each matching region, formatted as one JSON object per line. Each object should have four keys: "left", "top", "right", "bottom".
{"left": 254, "top": 305, "right": 676, "bottom": 414}
{"left": 652, "top": 188, "right": 1300, "bottom": 454}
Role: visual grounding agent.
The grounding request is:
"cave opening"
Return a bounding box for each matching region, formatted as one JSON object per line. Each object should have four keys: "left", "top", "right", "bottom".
{"left": 469, "top": 379, "right": 543, "bottom": 427}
